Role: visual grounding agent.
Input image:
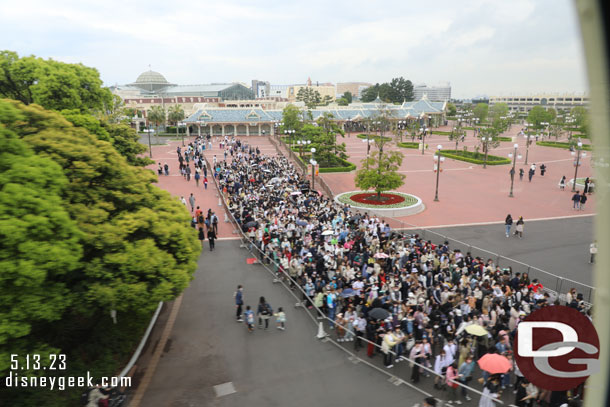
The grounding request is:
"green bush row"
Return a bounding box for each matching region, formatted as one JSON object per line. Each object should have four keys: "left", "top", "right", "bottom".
{"left": 497, "top": 136, "right": 512, "bottom": 142}
{"left": 430, "top": 130, "right": 452, "bottom": 135}
{"left": 298, "top": 154, "right": 356, "bottom": 172}
{"left": 397, "top": 142, "right": 421, "bottom": 149}
{"left": 441, "top": 150, "right": 511, "bottom": 165}
{"left": 356, "top": 133, "right": 393, "bottom": 142}
{"left": 536, "top": 141, "right": 592, "bottom": 151}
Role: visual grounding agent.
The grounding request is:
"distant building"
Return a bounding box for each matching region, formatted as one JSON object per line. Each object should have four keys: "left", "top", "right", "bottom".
{"left": 288, "top": 78, "right": 336, "bottom": 102}
{"left": 252, "top": 79, "right": 270, "bottom": 98}
{"left": 336, "top": 82, "right": 372, "bottom": 98}
{"left": 413, "top": 83, "right": 451, "bottom": 101}
{"left": 489, "top": 93, "right": 589, "bottom": 113}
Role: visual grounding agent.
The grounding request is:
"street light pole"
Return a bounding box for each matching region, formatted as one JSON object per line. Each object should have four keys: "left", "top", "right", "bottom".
{"left": 572, "top": 142, "right": 584, "bottom": 192}
{"left": 482, "top": 137, "right": 489, "bottom": 169}
{"left": 433, "top": 145, "right": 444, "bottom": 202}
{"left": 148, "top": 123, "right": 152, "bottom": 158}
{"left": 420, "top": 126, "right": 427, "bottom": 155}
{"left": 508, "top": 143, "right": 520, "bottom": 197}
{"left": 310, "top": 146, "right": 317, "bottom": 191}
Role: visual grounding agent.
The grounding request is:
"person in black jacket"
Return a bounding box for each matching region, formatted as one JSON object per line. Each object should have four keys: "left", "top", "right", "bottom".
{"left": 505, "top": 214, "right": 513, "bottom": 237}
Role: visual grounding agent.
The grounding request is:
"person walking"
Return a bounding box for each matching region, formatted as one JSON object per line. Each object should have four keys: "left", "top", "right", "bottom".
{"left": 579, "top": 192, "right": 587, "bottom": 210}
{"left": 584, "top": 177, "right": 590, "bottom": 194}
{"left": 590, "top": 241, "right": 597, "bottom": 263}
{"left": 208, "top": 227, "right": 216, "bottom": 251}
{"left": 382, "top": 329, "right": 398, "bottom": 368}
{"left": 204, "top": 176, "right": 208, "bottom": 190}
{"left": 504, "top": 214, "right": 513, "bottom": 238}
{"left": 539, "top": 163, "right": 546, "bottom": 176}
{"left": 235, "top": 285, "right": 244, "bottom": 322}
{"left": 458, "top": 355, "right": 475, "bottom": 401}
{"left": 274, "top": 307, "right": 286, "bottom": 330}
{"left": 181, "top": 196, "right": 187, "bottom": 207}
{"left": 188, "top": 193, "right": 196, "bottom": 213}
{"left": 257, "top": 296, "right": 273, "bottom": 330}
{"left": 515, "top": 216, "right": 524, "bottom": 238}
{"left": 243, "top": 305, "right": 255, "bottom": 332}
{"left": 558, "top": 175, "right": 566, "bottom": 190}
{"left": 157, "top": 163, "right": 163, "bottom": 175}
{"left": 572, "top": 190, "right": 581, "bottom": 210}
{"left": 198, "top": 227, "right": 205, "bottom": 248}
{"left": 519, "top": 168, "right": 524, "bottom": 181}
{"left": 194, "top": 170, "right": 200, "bottom": 187}
{"left": 164, "top": 163, "right": 169, "bottom": 176}
{"left": 528, "top": 166, "right": 535, "bottom": 182}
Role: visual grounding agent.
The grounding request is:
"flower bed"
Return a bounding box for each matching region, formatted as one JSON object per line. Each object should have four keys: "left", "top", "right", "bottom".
{"left": 337, "top": 191, "right": 419, "bottom": 209}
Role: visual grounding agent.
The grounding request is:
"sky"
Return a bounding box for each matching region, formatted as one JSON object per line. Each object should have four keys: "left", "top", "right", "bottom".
{"left": 0, "top": 0, "right": 589, "bottom": 99}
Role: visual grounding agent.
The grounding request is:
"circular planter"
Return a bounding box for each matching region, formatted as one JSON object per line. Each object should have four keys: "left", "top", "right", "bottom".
{"left": 335, "top": 191, "right": 425, "bottom": 217}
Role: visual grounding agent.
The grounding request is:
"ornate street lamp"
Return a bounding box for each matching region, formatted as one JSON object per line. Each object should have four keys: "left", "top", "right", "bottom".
{"left": 433, "top": 145, "right": 445, "bottom": 202}
{"left": 571, "top": 142, "right": 586, "bottom": 192}
{"left": 310, "top": 147, "right": 317, "bottom": 190}
{"left": 508, "top": 144, "right": 522, "bottom": 197}
{"left": 419, "top": 125, "right": 427, "bottom": 155}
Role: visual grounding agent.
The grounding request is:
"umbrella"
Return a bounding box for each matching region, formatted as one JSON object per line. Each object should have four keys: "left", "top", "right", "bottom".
{"left": 465, "top": 324, "right": 488, "bottom": 337}
{"left": 262, "top": 169, "right": 272, "bottom": 173}
{"left": 477, "top": 353, "right": 512, "bottom": 374}
{"left": 321, "top": 230, "right": 334, "bottom": 236}
{"left": 340, "top": 288, "right": 356, "bottom": 298}
{"left": 244, "top": 221, "right": 258, "bottom": 229}
{"left": 374, "top": 252, "right": 389, "bottom": 259}
{"left": 296, "top": 219, "right": 308, "bottom": 226}
{"left": 368, "top": 307, "right": 390, "bottom": 320}
{"left": 291, "top": 191, "right": 302, "bottom": 196}
{"left": 344, "top": 241, "right": 354, "bottom": 249}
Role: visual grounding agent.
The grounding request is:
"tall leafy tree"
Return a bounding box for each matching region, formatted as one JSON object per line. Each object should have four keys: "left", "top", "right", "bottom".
{"left": 527, "top": 105, "right": 553, "bottom": 130}
{"left": 473, "top": 103, "right": 489, "bottom": 123}
{"left": 147, "top": 105, "right": 166, "bottom": 143}
{"left": 0, "top": 50, "right": 112, "bottom": 112}
{"left": 296, "top": 87, "right": 322, "bottom": 109}
{"left": 316, "top": 112, "right": 347, "bottom": 160}
{"left": 168, "top": 104, "right": 185, "bottom": 143}
{"left": 281, "top": 104, "right": 304, "bottom": 133}
{"left": 355, "top": 150, "right": 405, "bottom": 200}
{"left": 343, "top": 91, "right": 353, "bottom": 103}
{"left": 0, "top": 118, "right": 82, "bottom": 375}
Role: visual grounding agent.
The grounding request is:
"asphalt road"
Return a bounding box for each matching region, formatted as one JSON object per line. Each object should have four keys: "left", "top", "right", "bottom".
{"left": 418, "top": 215, "right": 595, "bottom": 292}
{"left": 138, "top": 240, "right": 428, "bottom": 407}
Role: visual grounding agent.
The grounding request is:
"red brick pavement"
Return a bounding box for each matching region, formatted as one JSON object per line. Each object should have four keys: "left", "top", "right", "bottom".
{"left": 145, "top": 128, "right": 594, "bottom": 232}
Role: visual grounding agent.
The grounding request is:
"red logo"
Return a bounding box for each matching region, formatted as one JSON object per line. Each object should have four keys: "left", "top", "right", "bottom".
{"left": 514, "top": 305, "right": 599, "bottom": 391}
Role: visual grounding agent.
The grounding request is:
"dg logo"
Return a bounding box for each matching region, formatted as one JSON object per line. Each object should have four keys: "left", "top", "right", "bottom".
{"left": 514, "top": 305, "right": 600, "bottom": 391}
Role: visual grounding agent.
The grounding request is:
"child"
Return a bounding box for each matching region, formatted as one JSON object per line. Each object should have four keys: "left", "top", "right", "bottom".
{"left": 274, "top": 307, "right": 286, "bottom": 330}
{"left": 244, "top": 306, "right": 255, "bottom": 332}
{"left": 204, "top": 177, "right": 208, "bottom": 190}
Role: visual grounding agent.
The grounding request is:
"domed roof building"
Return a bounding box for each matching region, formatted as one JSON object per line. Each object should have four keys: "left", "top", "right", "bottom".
{"left": 128, "top": 70, "right": 175, "bottom": 93}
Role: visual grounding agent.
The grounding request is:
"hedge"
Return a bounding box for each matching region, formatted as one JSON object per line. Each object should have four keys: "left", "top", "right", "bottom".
{"left": 440, "top": 150, "right": 511, "bottom": 165}
{"left": 397, "top": 142, "right": 420, "bottom": 149}
{"left": 497, "top": 136, "right": 512, "bottom": 142}
{"left": 430, "top": 130, "right": 452, "bottom": 135}
{"left": 536, "top": 141, "right": 592, "bottom": 151}
{"left": 299, "top": 154, "right": 356, "bottom": 172}
{"left": 356, "top": 134, "right": 392, "bottom": 142}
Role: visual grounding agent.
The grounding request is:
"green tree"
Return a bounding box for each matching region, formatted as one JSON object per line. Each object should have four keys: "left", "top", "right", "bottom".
{"left": 316, "top": 112, "right": 347, "bottom": 160}
{"left": 281, "top": 104, "right": 304, "bottom": 137}
{"left": 0, "top": 100, "right": 200, "bottom": 356}
{"left": 489, "top": 103, "right": 509, "bottom": 122}
{"left": 168, "top": 104, "right": 186, "bottom": 143}
{"left": 527, "top": 106, "right": 553, "bottom": 131}
{"left": 0, "top": 120, "right": 82, "bottom": 376}
{"left": 0, "top": 50, "right": 112, "bottom": 112}
{"left": 147, "top": 105, "right": 166, "bottom": 143}
{"left": 337, "top": 97, "right": 349, "bottom": 106}
{"left": 389, "top": 77, "right": 414, "bottom": 102}
{"left": 473, "top": 103, "right": 489, "bottom": 123}
{"left": 355, "top": 149, "right": 405, "bottom": 200}
{"left": 343, "top": 91, "right": 353, "bottom": 103}
{"left": 296, "top": 87, "right": 322, "bottom": 109}
{"left": 570, "top": 106, "right": 589, "bottom": 137}
{"left": 446, "top": 102, "right": 457, "bottom": 117}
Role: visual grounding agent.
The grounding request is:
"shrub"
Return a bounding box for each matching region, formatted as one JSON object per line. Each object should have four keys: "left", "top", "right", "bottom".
{"left": 441, "top": 150, "right": 511, "bottom": 165}
{"left": 397, "top": 142, "right": 420, "bottom": 149}
{"left": 536, "top": 141, "right": 592, "bottom": 150}
{"left": 497, "top": 136, "right": 512, "bottom": 142}
{"left": 299, "top": 154, "right": 356, "bottom": 172}
{"left": 356, "top": 133, "right": 392, "bottom": 142}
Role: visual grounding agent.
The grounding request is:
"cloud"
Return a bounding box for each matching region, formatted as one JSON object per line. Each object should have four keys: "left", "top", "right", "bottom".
{"left": 0, "top": 0, "right": 587, "bottom": 98}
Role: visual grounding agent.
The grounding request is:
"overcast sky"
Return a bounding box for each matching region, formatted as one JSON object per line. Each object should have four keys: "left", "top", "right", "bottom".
{"left": 1, "top": 0, "right": 588, "bottom": 99}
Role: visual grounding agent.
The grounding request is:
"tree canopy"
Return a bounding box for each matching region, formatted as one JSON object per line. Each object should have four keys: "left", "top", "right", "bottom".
{"left": 527, "top": 106, "right": 554, "bottom": 130}
{"left": 0, "top": 100, "right": 201, "bottom": 377}
{"left": 0, "top": 50, "right": 112, "bottom": 112}
{"left": 355, "top": 150, "right": 405, "bottom": 198}
{"left": 473, "top": 103, "right": 489, "bottom": 123}
{"left": 360, "top": 77, "right": 414, "bottom": 103}
{"left": 296, "top": 87, "right": 322, "bottom": 109}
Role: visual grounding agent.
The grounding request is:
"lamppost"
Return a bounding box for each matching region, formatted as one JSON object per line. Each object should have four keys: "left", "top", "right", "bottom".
{"left": 524, "top": 123, "right": 532, "bottom": 165}
{"left": 362, "top": 138, "right": 374, "bottom": 169}
{"left": 274, "top": 121, "right": 283, "bottom": 138}
{"left": 297, "top": 139, "right": 311, "bottom": 157}
{"left": 147, "top": 122, "right": 152, "bottom": 158}
{"left": 419, "top": 125, "right": 427, "bottom": 155}
{"left": 571, "top": 142, "right": 587, "bottom": 192}
{"left": 481, "top": 136, "right": 490, "bottom": 168}
{"left": 508, "top": 144, "right": 522, "bottom": 197}
{"left": 433, "top": 145, "right": 445, "bottom": 202}
{"left": 284, "top": 129, "right": 295, "bottom": 147}
{"left": 540, "top": 121, "right": 549, "bottom": 140}
{"left": 310, "top": 147, "right": 317, "bottom": 190}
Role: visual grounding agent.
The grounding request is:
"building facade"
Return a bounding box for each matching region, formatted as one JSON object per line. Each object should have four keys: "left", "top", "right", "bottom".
{"left": 489, "top": 93, "right": 589, "bottom": 113}
{"left": 336, "top": 82, "right": 372, "bottom": 98}
{"left": 413, "top": 83, "right": 452, "bottom": 101}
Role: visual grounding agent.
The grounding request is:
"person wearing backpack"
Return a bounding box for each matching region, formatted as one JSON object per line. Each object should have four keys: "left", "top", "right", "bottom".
{"left": 257, "top": 296, "right": 273, "bottom": 330}
{"left": 234, "top": 285, "right": 244, "bottom": 322}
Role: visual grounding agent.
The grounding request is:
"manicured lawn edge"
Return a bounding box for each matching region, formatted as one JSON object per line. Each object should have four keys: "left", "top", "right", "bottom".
{"left": 356, "top": 133, "right": 392, "bottom": 142}
{"left": 536, "top": 141, "right": 592, "bottom": 151}
{"left": 440, "top": 150, "right": 511, "bottom": 165}
{"left": 298, "top": 154, "right": 356, "bottom": 172}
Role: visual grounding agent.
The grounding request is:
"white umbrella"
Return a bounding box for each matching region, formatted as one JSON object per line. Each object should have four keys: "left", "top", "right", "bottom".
{"left": 291, "top": 191, "right": 302, "bottom": 196}
{"left": 374, "top": 252, "right": 389, "bottom": 259}
{"left": 321, "top": 230, "right": 334, "bottom": 236}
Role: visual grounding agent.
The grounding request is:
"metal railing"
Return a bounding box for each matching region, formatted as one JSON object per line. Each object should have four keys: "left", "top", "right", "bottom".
{"left": 204, "top": 155, "right": 506, "bottom": 407}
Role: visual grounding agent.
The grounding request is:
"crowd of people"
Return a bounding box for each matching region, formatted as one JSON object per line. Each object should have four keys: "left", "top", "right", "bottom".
{"left": 173, "top": 134, "right": 590, "bottom": 407}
